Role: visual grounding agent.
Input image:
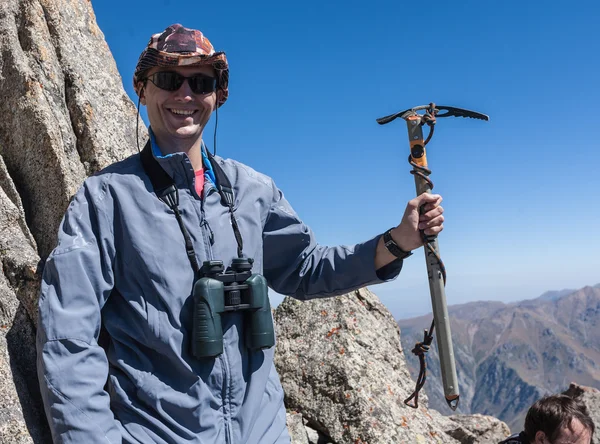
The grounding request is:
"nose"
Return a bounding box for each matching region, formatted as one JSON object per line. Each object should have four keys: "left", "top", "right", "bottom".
{"left": 173, "top": 78, "right": 194, "bottom": 100}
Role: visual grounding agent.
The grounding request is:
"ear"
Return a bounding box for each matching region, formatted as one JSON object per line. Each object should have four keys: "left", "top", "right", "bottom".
{"left": 136, "top": 81, "right": 147, "bottom": 105}
{"left": 215, "top": 89, "right": 224, "bottom": 110}
{"left": 534, "top": 431, "right": 546, "bottom": 443}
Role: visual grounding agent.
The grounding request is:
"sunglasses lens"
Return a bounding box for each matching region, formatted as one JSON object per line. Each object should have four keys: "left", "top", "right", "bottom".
{"left": 149, "top": 72, "right": 217, "bottom": 94}
{"left": 188, "top": 75, "right": 217, "bottom": 94}
{"left": 153, "top": 72, "right": 184, "bottom": 91}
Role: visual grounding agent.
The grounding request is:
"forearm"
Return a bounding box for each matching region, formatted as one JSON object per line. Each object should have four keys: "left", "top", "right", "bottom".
{"left": 266, "top": 233, "right": 403, "bottom": 299}
{"left": 38, "top": 338, "right": 121, "bottom": 443}
{"left": 374, "top": 232, "right": 398, "bottom": 270}
{"left": 374, "top": 226, "right": 413, "bottom": 270}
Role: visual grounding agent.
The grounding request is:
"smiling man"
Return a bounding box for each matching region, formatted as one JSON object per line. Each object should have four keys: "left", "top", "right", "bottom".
{"left": 36, "top": 24, "right": 446, "bottom": 443}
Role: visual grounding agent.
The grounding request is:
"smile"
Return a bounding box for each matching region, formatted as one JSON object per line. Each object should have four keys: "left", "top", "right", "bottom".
{"left": 169, "top": 109, "right": 196, "bottom": 116}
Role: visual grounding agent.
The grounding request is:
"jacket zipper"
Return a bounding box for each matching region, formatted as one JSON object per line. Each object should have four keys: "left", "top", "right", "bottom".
{"left": 201, "top": 219, "right": 214, "bottom": 245}
{"left": 200, "top": 183, "right": 234, "bottom": 442}
{"left": 199, "top": 187, "right": 215, "bottom": 260}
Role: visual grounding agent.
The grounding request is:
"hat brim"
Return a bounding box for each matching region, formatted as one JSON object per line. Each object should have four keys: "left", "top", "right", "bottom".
{"left": 133, "top": 49, "right": 229, "bottom": 107}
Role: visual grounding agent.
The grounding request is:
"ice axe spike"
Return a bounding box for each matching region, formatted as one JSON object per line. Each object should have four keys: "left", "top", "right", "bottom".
{"left": 377, "top": 102, "right": 488, "bottom": 411}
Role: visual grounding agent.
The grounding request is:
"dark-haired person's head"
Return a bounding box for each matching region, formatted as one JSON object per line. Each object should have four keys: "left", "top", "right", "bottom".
{"left": 524, "top": 395, "right": 594, "bottom": 444}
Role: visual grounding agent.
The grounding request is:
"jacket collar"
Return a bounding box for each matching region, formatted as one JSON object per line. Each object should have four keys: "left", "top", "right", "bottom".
{"left": 148, "top": 127, "right": 216, "bottom": 191}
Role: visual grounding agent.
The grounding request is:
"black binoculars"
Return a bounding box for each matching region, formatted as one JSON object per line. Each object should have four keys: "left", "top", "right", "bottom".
{"left": 191, "top": 258, "right": 275, "bottom": 358}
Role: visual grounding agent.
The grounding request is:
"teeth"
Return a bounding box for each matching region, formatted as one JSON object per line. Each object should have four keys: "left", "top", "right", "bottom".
{"left": 170, "top": 109, "right": 195, "bottom": 116}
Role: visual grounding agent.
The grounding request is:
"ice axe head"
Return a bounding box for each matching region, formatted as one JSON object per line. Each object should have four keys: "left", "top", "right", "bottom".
{"left": 376, "top": 102, "right": 489, "bottom": 126}
{"left": 376, "top": 102, "right": 489, "bottom": 171}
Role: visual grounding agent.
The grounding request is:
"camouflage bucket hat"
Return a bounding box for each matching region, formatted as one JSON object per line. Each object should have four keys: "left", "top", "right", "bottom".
{"left": 133, "top": 24, "right": 229, "bottom": 107}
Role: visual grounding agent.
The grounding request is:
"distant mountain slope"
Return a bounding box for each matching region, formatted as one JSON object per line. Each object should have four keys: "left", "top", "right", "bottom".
{"left": 398, "top": 286, "right": 600, "bottom": 432}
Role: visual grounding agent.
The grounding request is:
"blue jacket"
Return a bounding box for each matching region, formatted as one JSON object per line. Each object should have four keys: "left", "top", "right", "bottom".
{"left": 36, "top": 145, "right": 403, "bottom": 443}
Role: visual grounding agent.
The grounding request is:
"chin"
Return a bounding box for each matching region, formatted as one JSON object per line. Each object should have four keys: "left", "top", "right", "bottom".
{"left": 173, "top": 127, "right": 201, "bottom": 138}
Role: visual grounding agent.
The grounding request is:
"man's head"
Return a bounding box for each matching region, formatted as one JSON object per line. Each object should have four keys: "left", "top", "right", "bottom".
{"left": 524, "top": 395, "right": 594, "bottom": 444}
{"left": 133, "top": 24, "right": 228, "bottom": 149}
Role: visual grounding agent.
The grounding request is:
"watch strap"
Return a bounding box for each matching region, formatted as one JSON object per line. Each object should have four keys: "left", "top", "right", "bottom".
{"left": 383, "top": 228, "right": 413, "bottom": 260}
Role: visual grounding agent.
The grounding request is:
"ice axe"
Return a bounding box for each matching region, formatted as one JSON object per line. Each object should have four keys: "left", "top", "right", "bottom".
{"left": 377, "top": 103, "right": 489, "bottom": 411}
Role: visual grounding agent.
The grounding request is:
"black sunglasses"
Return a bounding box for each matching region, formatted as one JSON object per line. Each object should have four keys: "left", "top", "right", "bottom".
{"left": 144, "top": 71, "right": 218, "bottom": 95}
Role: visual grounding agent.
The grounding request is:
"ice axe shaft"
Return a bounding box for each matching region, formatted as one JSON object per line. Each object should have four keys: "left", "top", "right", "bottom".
{"left": 377, "top": 103, "right": 489, "bottom": 411}
{"left": 408, "top": 115, "right": 458, "bottom": 408}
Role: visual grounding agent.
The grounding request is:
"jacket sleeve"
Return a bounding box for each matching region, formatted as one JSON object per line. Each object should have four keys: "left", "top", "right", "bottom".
{"left": 262, "top": 180, "right": 403, "bottom": 300}
{"left": 36, "top": 181, "right": 121, "bottom": 443}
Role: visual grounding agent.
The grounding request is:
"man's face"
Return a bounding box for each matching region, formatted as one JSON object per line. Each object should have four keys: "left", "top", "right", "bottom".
{"left": 140, "top": 65, "right": 218, "bottom": 148}
{"left": 535, "top": 418, "right": 592, "bottom": 444}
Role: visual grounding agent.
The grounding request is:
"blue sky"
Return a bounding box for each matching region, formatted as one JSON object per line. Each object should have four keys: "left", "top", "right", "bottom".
{"left": 93, "top": 0, "right": 599, "bottom": 319}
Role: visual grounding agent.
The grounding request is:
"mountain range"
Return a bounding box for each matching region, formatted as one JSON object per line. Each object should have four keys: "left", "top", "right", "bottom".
{"left": 397, "top": 284, "right": 600, "bottom": 432}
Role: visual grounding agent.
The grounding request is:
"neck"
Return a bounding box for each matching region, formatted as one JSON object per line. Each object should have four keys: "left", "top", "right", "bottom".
{"left": 155, "top": 134, "right": 204, "bottom": 171}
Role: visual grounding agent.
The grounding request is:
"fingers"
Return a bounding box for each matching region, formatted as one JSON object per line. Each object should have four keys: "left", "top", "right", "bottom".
{"left": 419, "top": 214, "right": 444, "bottom": 231}
{"left": 422, "top": 197, "right": 443, "bottom": 214}
{"left": 418, "top": 195, "right": 444, "bottom": 235}
{"left": 405, "top": 193, "right": 445, "bottom": 236}
{"left": 409, "top": 193, "right": 442, "bottom": 211}
{"left": 423, "top": 223, "right": 444, "bottom": 236}
{"left": 421, "top": 205, "right": 443, "bottom": 220}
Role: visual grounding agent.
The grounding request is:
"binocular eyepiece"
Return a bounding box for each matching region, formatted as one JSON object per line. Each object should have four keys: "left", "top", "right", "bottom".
{"left": 191, "top": 258, "right": 275, "bottom": 358}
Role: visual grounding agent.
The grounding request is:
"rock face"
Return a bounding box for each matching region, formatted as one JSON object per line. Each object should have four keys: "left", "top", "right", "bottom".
{"left": 0, "top": 155, "right": 42, "bottom": 444}
{"left": 275, "top": 288, "right": 511, "bottom": 444}
{"left": 0, "top": 0, "right": 141, "bottom": 260}
{"left": 445, "top": 414, "right": 512, "bottom": 444}
{"left": 286, "top": 413, "right": 309, "bottom": 444}
{"left": 0, "top": 0, "right": 140, "bottom": 441}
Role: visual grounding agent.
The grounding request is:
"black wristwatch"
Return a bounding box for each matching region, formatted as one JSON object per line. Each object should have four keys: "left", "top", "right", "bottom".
{"left": 383, "top": 228, "right": 413, "bottom": 260}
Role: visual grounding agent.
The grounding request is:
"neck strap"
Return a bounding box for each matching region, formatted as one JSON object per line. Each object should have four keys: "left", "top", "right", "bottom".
{"left": 140, "top": 141, "right": 244, "bottom": 272}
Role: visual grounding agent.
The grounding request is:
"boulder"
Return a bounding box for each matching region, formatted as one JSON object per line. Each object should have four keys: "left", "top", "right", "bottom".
{"left": 274, "top": 288, "right": 513, "bottom": 444}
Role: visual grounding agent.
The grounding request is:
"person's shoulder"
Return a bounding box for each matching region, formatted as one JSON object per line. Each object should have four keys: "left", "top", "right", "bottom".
{"left": 80, "top": 153, "right": 144, "bottom": 200}
{"left": 90, "top": 153, "right": 143, "bottom": 180}
{"left": 213, "top": 155, "right": 274, "bottom": 189}
{"left": 86, "top": 153, "right": 142, "bottom": 183}
{"left": 498, "top": 432, "right": 527, "bottom": 444}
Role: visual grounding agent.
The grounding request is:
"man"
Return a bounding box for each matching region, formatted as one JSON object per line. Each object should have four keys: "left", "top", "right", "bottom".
{"left": 500, "top": 394, "right": 594, "bottom": 444}
{"left": 36, "top": 24, "right": 445, "bottom": 443}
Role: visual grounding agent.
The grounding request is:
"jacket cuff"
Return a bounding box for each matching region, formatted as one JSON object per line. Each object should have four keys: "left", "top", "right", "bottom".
{"left": 361, "top": 233, "right": 404, "bottom": 284}
{"left": 376, "top": 256, "right": 404, "bottom": 281}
